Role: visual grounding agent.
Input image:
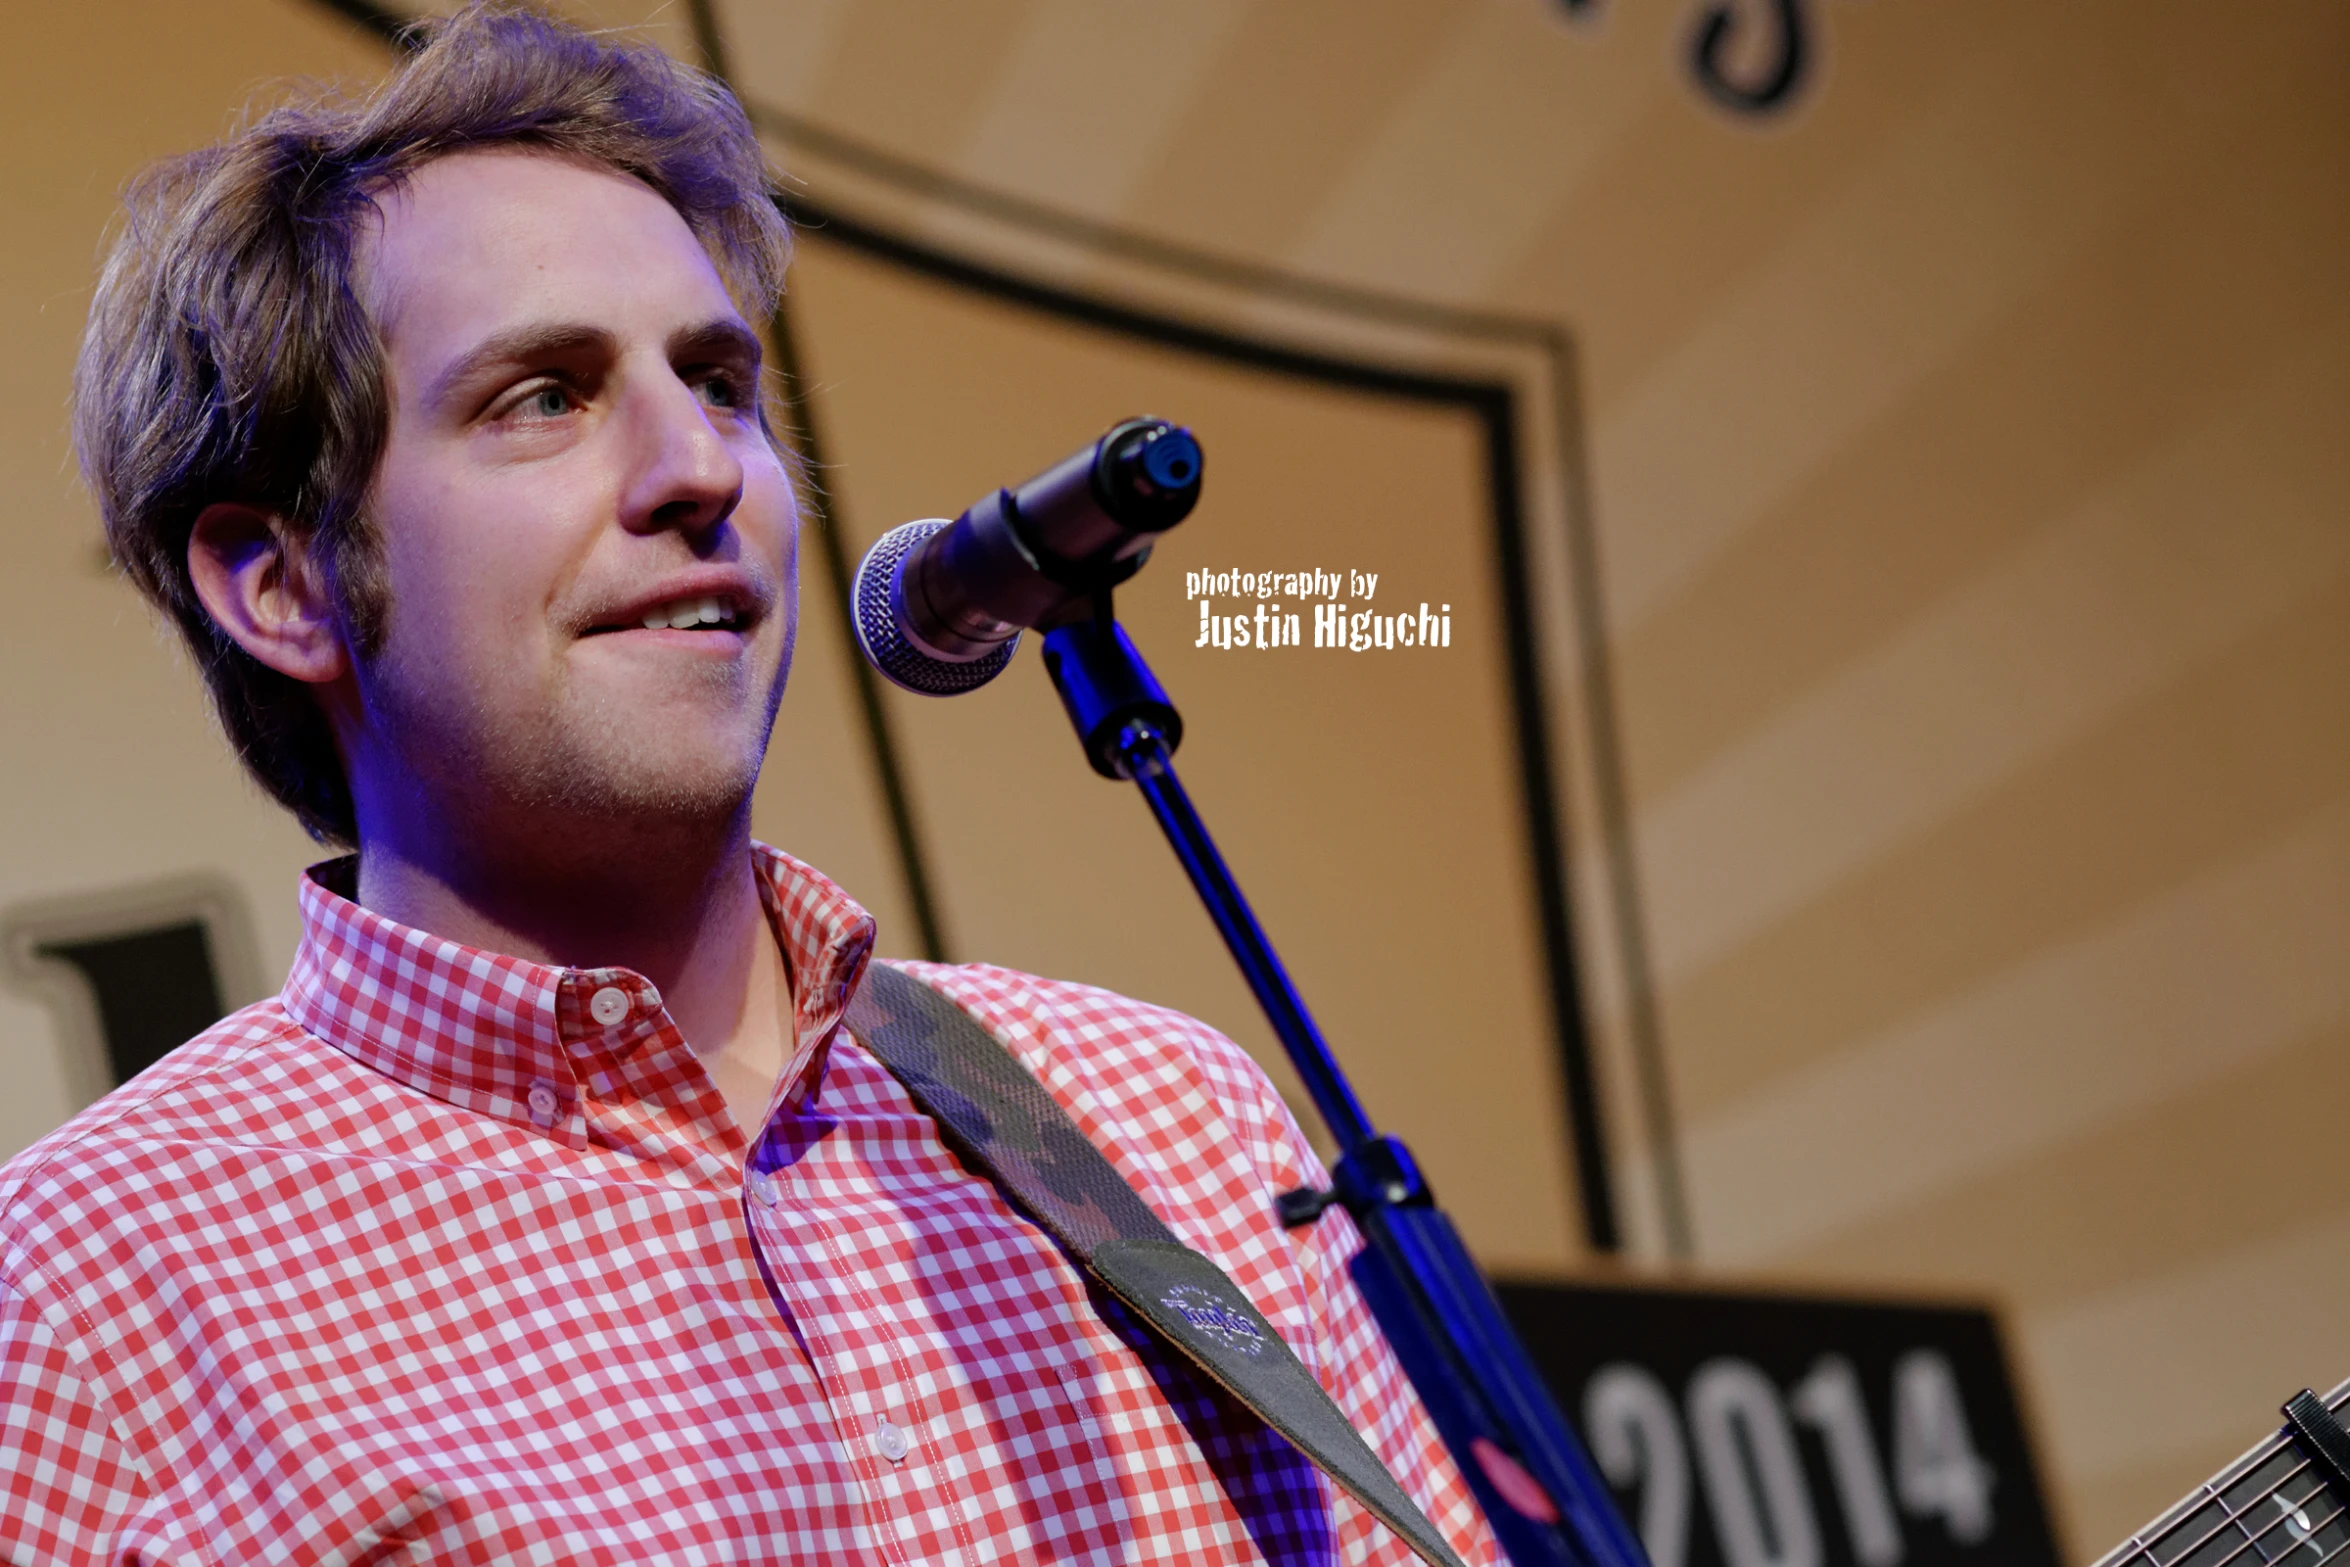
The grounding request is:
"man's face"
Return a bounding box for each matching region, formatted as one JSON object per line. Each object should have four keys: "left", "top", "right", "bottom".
{"left": 352, "top": 149, "right": 796, "bottom": 840}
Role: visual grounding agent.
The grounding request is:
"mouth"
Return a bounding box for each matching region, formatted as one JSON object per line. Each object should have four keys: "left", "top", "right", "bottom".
{"left": 629, "top": 593, "right": 745, "bottom": 632}
{"left": 584, "top": 589, "right": 759, "bottom": 638}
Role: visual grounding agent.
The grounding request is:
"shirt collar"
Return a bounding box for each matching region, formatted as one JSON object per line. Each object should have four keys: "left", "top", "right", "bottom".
{"left": 283, "top": 843, "right": 878, "bottom": 1156}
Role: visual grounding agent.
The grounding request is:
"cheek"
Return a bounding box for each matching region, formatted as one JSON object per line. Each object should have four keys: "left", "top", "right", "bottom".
{"left": 778, "top": 513, "right": 802, "bottom": 593}
{"left": 747, "top": 450, "right": 798, "bottom": 549}
{"left": 745, "top": 457, "right": 803, "bottom": 602}
{"left": 774, "top": 491, "right": 806, "bottom": 660}
{"left": 371, "top": 467, "right": 572, "bottom": 673}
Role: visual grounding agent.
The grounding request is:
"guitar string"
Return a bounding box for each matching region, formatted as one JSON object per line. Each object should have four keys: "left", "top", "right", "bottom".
{"left": 2276, "top": 1502, "right": 2350, "bottom": 1567}
{"left": 2129, "top": 1462, "right": 2300, "bottom": 1566}
{"left": 2217, "top": 1394, "right": 2350, "bottom": 1567}
{"left": 2119, "top": 1388, "right": 2350, "bottom": 1567}
{"left": 2160, "top": 1473, "right": 2330, "bottom": 1567}
{"left": 2249, "top": 1493, "right": 2347, "bottom": 1567}
{"left": 2187, "top": 1477, "right": 2344, "bottom": 1567}
{"left": 2288, "top": 1395, "right": 2350, "bottom": 1567}
{"left": 2124, "top": 1449, "right": 2326, "bottom": 1567}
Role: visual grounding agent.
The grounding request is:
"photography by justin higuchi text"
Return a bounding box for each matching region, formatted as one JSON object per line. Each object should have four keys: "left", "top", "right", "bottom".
{"left": 1186, "top": 569, "right": 1452, "bottom": 653}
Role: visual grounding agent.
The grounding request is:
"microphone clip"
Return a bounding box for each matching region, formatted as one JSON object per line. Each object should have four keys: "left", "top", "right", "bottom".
{"left": 1038, "top": 594, "right": 1185, "bottom": 781}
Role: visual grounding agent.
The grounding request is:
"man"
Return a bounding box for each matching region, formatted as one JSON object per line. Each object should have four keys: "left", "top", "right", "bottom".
{"left": 0, "top": 7, "right": 1496, "bottom": 1563}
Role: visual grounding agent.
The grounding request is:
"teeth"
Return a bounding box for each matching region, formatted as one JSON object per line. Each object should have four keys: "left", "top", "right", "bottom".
{"left": 638, "top": 595, "right": 736, "bottom": 631}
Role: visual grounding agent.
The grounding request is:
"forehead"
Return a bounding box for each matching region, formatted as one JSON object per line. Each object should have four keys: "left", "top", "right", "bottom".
{"left": 362, "top": 148, "right": 742, "bottom": 356}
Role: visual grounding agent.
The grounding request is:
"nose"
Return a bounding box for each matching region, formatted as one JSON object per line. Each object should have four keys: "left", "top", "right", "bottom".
{"left": 618, "top": 361, "right": 744, "bottom": 540}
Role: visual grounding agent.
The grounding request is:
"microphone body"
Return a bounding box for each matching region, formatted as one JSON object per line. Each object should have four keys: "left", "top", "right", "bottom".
{"left": 853, "top": 418, "right": 1201, "bottom": 696}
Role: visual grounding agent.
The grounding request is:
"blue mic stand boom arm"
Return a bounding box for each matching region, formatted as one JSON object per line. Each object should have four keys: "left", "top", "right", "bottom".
{"left": 1038, "top": 602, "right": 1649, "bottom": 1567}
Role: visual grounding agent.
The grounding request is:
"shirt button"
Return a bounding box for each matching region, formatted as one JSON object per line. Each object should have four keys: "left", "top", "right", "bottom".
{"left": 747, "top": 1171, "right": 780, "bottom": 1207}
{"left": 526, "top": 1084, "right": 560, "bottom": 1125}
{"left": 588, "top": 986, "right": 630, "bottom": 1026}
{"left": 874, "top": 1418, "right": 910, "bottom": 1463}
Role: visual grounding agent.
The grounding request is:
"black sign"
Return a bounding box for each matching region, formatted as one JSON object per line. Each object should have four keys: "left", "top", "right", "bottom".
{"left": 1497, "top": 1281, "right": 2063, "bottom": 1567}
{"left": 39, "top": 919, "right": 227, "bottom": 1086}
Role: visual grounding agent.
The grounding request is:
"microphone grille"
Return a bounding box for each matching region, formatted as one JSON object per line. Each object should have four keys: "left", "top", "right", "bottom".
{"left": 850, "top": 519, "right": 1021, "bottom": 697}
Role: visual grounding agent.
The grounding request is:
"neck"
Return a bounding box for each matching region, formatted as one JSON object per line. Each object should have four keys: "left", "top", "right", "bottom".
{"left": 350, "top": 797, "right": 791, "bottom": 1117}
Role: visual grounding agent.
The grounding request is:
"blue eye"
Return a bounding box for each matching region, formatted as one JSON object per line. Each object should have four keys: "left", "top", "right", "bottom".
{"left": 526, "top": 385, "right": 570, "bottom": 417}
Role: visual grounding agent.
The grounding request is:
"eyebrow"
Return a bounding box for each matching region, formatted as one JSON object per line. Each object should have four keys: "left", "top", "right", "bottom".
{"left": 426, "top": 323, "right": 613, "bottom": 414}
{"left": 424, "top": 317, "right": 763, "bottom": 413}
{"left": 668, "top": 318, "right": 764, "bottom": 373}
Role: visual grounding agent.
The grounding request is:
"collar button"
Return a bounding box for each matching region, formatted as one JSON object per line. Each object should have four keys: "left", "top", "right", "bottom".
{"left": 588, "top": 986, "right": 630, "bottom": 1026}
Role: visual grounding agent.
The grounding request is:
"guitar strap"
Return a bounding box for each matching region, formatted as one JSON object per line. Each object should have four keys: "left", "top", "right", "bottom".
{"left": 842, "top": 960, "right": 1468, "bottom": 1567}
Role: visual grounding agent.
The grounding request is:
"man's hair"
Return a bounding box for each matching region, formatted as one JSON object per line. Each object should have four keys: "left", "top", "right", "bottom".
{"left": 74, "top": 3, "right": 790, "bottom": 846}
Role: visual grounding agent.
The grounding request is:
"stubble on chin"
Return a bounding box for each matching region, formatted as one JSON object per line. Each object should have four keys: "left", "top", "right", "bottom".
{"left": 359, "top": 640, "right": 785, "bottom": 855}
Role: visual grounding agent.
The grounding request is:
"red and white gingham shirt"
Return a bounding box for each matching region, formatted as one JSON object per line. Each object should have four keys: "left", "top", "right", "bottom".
{"left": 0, "top": 845, "right": 1496, "bottom": 1565}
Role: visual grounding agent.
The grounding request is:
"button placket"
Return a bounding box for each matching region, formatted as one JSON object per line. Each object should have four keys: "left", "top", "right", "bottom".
{"left": 757, "top": 1205, "right": 974, "bottom": 1552}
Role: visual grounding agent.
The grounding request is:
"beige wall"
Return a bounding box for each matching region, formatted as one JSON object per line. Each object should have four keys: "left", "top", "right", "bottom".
{"left": 771, "top": 239, "right": 1589, "bottom": 1271}
{"left": 0, "top": 0, "right": 388, "bottom": 1154}
{"left": 4, "top": 0, "right": 2346, "bottom": 1553}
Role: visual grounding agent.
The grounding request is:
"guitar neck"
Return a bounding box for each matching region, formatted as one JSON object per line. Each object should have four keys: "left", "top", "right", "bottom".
{"left": 2094, "top": 1378, "right": 2350, "bottom": 1567}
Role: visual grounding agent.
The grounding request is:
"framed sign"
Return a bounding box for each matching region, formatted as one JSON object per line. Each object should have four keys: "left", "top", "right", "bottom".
{"left": 1498, "top": 1281, "right": 2063, "bottom": 1567}
{"left": 2, "top": 875, "right": 259, "bottom": 1110}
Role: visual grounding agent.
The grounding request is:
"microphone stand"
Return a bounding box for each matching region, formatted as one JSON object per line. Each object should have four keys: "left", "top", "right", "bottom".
{"left": 1040, "top": 598, "right": 1649, "bottom": 1567}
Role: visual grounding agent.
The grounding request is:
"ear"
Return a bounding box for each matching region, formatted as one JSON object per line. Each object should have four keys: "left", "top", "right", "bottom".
{"left": 186, "top": 504, "right": 351, "bottom": 685}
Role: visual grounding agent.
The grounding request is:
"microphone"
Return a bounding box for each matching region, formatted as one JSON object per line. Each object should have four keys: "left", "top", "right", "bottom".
{"left": 851, "top": 417, "right": 1202, "bottom": 695}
